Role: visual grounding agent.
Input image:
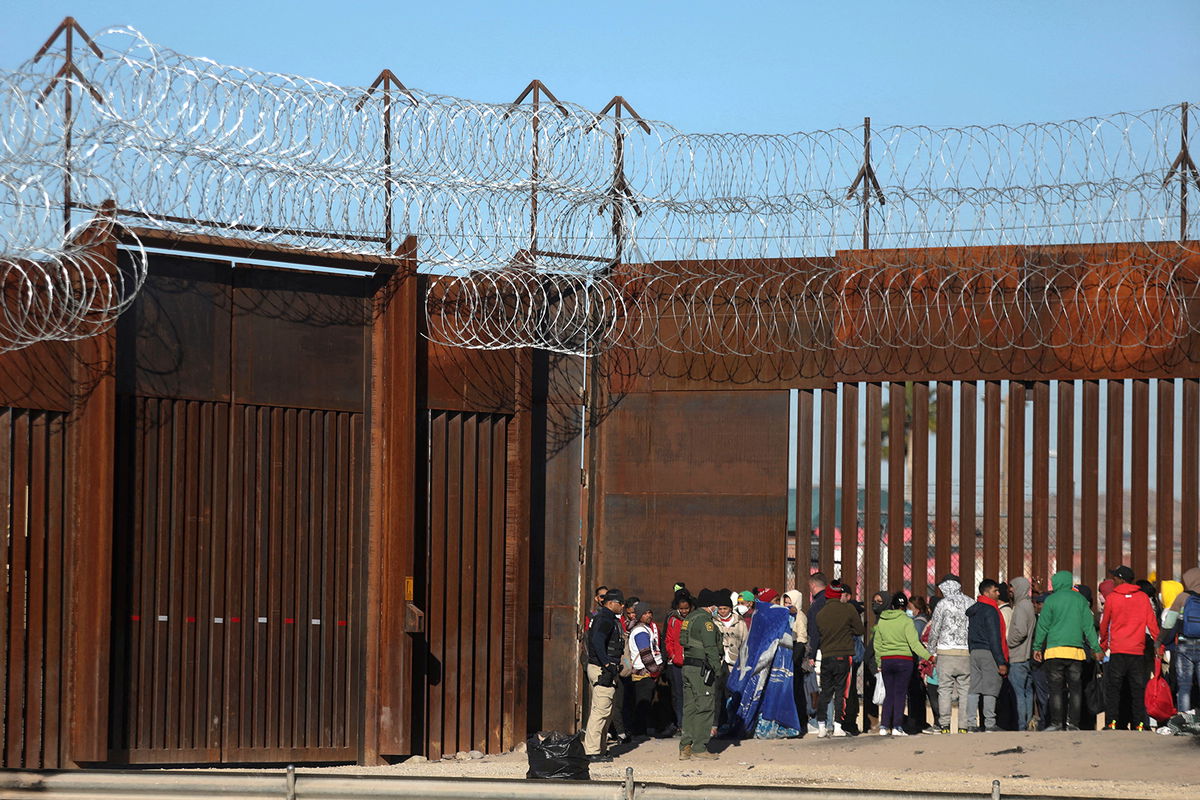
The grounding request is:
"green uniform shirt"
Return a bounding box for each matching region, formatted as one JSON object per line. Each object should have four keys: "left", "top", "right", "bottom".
{"left": 680, "top": 608, "right": 722, "bottom": 671}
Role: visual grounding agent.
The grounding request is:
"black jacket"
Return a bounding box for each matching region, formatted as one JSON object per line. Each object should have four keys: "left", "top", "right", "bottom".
{"left": 587, "top": 607, "right": 623, "bottom": 668}
{"left": 966, "top": 601, "right": 1007, "bottom": 666}
{"left": 804, "top": 591, "right": 828, "bottom": 660}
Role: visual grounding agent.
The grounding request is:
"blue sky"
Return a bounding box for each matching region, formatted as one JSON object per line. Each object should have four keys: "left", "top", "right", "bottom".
{"left": 3, "top": 1, "right": 1197, "bottom": 133}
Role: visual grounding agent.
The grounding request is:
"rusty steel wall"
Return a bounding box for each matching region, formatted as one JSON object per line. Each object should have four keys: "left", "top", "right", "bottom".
{"left": 592, "top": 391, "right": 791, "bottom": 615}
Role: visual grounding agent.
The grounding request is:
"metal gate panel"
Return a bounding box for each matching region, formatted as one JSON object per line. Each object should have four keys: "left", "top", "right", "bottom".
{"left": 111, "top": 398, "right": 360, "bottom": 763}
{"left": 1, "top": 408, "right": 69, "bottom": 768}
{"left": 423, "top": 410, "right": 507, "bottom": 761}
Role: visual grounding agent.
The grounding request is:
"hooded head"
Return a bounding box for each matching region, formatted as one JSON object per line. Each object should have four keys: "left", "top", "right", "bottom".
{"left": 1098, "top": 579, "right": 1116, "bottom": 599}
{"left": 1182, "top": 567, "right": 1200, "bottom": 594}
{"left": 783, "top": 589, "right": 803, "bottom": 612}
{"left": 1011, "top": 577, "right": 1031, "bottom": 601}
{"left": 1051, "top": 570, "right": 1074, "bottom": 592}
{"left": 1161, "top": 579, "right": 1184, "bottom": 611}
{"left": 938, "top": 577, "right": 963, "bottom": 598}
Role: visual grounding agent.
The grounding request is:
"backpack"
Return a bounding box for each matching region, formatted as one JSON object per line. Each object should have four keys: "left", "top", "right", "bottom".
{"left": 1182, "top": 595, "right": 1200, "bottom": 639}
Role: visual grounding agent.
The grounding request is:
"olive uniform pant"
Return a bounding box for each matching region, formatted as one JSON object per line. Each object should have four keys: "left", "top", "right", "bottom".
{"left": 680, "top": 664, "right": 715, "bottom": 752}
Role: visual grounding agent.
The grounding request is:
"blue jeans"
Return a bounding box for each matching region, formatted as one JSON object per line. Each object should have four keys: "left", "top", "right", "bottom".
{"left": 1176, "top": 639, "right": 1200, "bottom": 714}
{"left": 1009, "top": 660, "right": 1034, "bottom": 731}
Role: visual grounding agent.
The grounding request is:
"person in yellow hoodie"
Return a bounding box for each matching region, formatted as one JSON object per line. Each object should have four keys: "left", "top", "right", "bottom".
{"left": 1032, "top": 571, "right": 1102, "bottom": 731}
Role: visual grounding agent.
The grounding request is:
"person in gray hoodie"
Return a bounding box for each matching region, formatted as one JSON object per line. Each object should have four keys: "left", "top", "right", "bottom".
{"left": 1005, "top": 577, "right": 1037, "bottom": 731}
{"left": 925, "top": 575, "right": 973, "bottom": 733}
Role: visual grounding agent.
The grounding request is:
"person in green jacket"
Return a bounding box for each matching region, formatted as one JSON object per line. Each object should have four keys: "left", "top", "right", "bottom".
{"left": 872, "top": 593, "right": 931, "bottom": 736}
{"left": 1032, "top": 570, "right": 1101, "bottom": 731}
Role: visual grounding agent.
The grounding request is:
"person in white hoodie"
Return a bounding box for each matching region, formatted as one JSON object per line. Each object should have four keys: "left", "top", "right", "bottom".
{"left": 924, "top": 574, "right": 973, "bottom": 734}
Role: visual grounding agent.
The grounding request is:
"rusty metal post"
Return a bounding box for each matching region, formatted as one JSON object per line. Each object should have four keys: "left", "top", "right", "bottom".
{"left": 1165, "top": 101, "right": 1199, "bottom": 242}
{"left": 505, "top": 81, "right": 568, "bottom": 257}
{"left": 355, "top": 70, "right": 415, "bottom": 254}
{"left": 847, "top": 116, "right": 885, "bottom": 249}
{"left": 33, "top": 17, "right": 104, "bottom": 237}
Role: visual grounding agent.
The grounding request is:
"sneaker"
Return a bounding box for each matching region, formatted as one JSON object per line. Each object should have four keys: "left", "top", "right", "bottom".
{"left": 958, "top": 728, "right": 970, "bottom": 734}
{"left": 832, "top": 723, "right": 847, "bottom": 738}
{"left": 1043, "top": 724, "right": 1063, "bottom": 732}
{"left": 817, "top": 724, "right": 828, "bottom": 739}
{"left": 1135, "top": 722, "right": 1147, "bottom": 732}
{"left": 893, "top": 728, "right": 910, "bottom": 737}
{"left": 1105, "top": 721, "right": 1117, "bottom": 730}
{"left": 1065, "top": 723, "right": 1081, "bottom": 731}
{"left": 878, "top": 727, "right": 891, "bottom": 736}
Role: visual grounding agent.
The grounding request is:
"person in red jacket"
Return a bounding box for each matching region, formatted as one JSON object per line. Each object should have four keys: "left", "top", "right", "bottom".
{"left": 1099, "top": 565, "right": 1160, "bottom": 730}
{"left": 663, "top": 590, "right": 693, "bottom": 736}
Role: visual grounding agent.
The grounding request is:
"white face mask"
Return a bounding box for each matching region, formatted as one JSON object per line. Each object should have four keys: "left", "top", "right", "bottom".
{"left": 905, "top": 609, "right": 914, "bottom": 618}
{"left": 735, "top": 604, "right": 748, "bottom": 615}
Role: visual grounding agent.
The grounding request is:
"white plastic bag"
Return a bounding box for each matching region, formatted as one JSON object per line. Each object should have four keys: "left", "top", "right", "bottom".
{"left": 873, "top": 677, "right": 886, "bottom": 705}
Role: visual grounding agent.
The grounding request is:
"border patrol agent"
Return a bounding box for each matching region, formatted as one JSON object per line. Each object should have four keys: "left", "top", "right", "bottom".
{"left": 679, "top": 588, "right": 723, "bottom": 760}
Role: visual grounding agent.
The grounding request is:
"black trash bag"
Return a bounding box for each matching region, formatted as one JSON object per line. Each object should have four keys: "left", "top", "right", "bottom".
{"left": 525, "top": 731, "right": 590, "bottom": 780}
{"left": 1084, "top": 667, "right": 1106, "bottom": 716}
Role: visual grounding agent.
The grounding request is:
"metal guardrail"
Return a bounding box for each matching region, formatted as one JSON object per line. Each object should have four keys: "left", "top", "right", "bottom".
{"left": 0, "top": 768, "right": 1107, "bottom": 800}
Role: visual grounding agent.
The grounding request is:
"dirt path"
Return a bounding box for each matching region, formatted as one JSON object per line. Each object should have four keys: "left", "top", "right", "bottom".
{"left": 298, "top": 731, "right": 1199, "bottom": 799}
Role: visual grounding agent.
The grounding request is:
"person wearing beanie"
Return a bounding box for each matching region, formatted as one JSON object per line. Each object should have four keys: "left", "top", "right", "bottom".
{"left": 1032, "top": 571, "right": 1102, "bottom": 731}
{"left": 758, "top": 588, "right": 780, "bottom": 605}
{"left": 1158, "top": 567, "right": 1200, "bottom": 714}
{"left": 813, "top": 580, "right": 865, "bottom": 737}
{"left": 964, "top": 579, "right": 1009, "bottom": 732}
{"left": 679, "top": 589, "right": 723, "bottom": 760}
{"left": 871, "top": 592, "right": 930, "bottom": 736}
{"left": 626, "top": 603, "right": 664, "bottom": 735}
{"left": 712, "top": 589, "right": 747, "bottom": 735}
{"left": 1100, "top": 566, "right": 1159, "bottom": 730}
{"left": 925, "top": 574, "right": 973, "bottom": 734}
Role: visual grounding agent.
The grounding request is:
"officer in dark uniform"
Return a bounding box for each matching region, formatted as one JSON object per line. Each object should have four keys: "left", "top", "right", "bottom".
{"left": 679, "top": 588, "right": 723, "bottom": 760}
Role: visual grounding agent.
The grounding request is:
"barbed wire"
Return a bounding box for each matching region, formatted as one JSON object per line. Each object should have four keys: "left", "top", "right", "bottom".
{"left": 1, "top": 23, "right": 1198, "bottom": 356}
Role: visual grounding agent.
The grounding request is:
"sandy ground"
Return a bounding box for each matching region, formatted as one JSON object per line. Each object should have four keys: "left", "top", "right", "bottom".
{"left": 296, "top": 730, "right": 1200, "bottom": 799}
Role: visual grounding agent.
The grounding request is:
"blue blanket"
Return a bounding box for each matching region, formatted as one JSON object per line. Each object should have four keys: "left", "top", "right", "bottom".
{"left": 727, "top": 602, "right": 801, "bottom": 738}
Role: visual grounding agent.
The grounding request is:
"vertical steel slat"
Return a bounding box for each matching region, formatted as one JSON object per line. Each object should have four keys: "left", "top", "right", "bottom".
{"left": 209, "top": 403, "right": 229, "bottom": 753}
{"left": 267, "top": 407, "right": 285, "bottom": 749}
{"left": 488, "top": 417, "right": 507, "bottom": 754}
{"left": 135, "top": 399, "right": 156, "bottom": 752}
{"left": 1184, "top": 380, "right": 1199, "bottom": 573}
{"left": 819, "top": 388, "right": 837, "bottom": 573}
{"left": 314, "top": 411, "right": 334, "bottom": 752}
{"left": 280, "top": 408, "right": 298, "bottom": 750}
{"left": 796, "top": 389, "right": 815, "bottom": 586}
{"left": 982, "top": 382, "right": 1001, "bottom": 581}
{"left": 1130, "top": 380, "right": 1150, "bottom": 579}
{"left": 176, "top": 402, "right": 196, "bottom": 751}
{"left": 426, "top": 412, "right": 447, "bottom": 761}
{"left": 1032, "top": 381, "right": 1051, "bottom": 582}
{"left": 911, "top": 383, "right": 930, "bottom": 598}
{"left": 1081, "top": 381, "right": 1101, "bottom": 590}
{"left": 191, "top": 403, "right": 210, "bottom": 751}
{"left": 151, "top": 400, "right": 174, "bottom": 752}
{"left": 43, "top": 415, "right": 64, "bottom": 768}
{"left": 443, "top": 413, "right": 463, "bottom": 757}
{"left": 1056, "top": 381, "right": 1075, "bottom": 576}
{"left": 471, "top": 417, "right": 490, "bottom": 753}
{"left": 333, "top": 412, "right": 351, "bottom": 750}
{"left": 886, "top": 383, "right": 905, "bottom": 592}
{"left": 6, "top": 411, "right": 29, "bottom": 766}
{"left": 1006, "top": 381, "right": 1026, "bottom": 581}
{"left": 253, "top": 406, "right": 272, "bottom": 750}
{"left": 934, "top": 382, "right": 953, "bottom": 583}
{"left": 1157, "top": 380, "right": 1176, "bottom": 583}
{"left": 0, "top": 409, "right": 10, "bottom": 763}
{"left": 959, "top": 381, "right": 977, "bottom": 588}
{"left": 295, "top": 410, "right": 314, "bottom": 750}
{"left": 164, "top": 402, "right": 185, "bottom": 752}
{"left": 863, "top": 383, "right": 882, "bottom": 618}
{"left": 840, "top": 384, "right": 859, "bottom": 587}
{"left": 24, "top": 412, "right": 47, "bottom": 766}
{"left": 459, "top": 415, "right": 479, "bottom": 754}
{"left": 1106, "top": 380, "right": 1125, "bottom": 572}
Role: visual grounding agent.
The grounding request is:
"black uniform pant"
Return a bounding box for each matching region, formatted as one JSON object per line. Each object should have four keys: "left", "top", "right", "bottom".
{"left": 1105, "top": 653, "right": 1148, "bottom": 728}
{"left": 817, "top": 655, "right": 852, "bottom": 724}
{"left": 1045, "top": 658, "right": 1083, "bottom": 728}
{"left": 791, "top": 645, "right": 809, "bottom": 734}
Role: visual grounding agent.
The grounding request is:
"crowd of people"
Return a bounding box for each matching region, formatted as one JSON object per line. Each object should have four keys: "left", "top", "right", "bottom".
{"left": 579, "top": 566, "right": 1200, "bottom": 761}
